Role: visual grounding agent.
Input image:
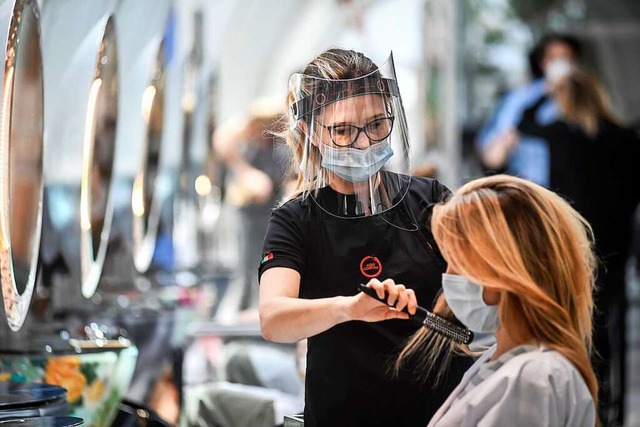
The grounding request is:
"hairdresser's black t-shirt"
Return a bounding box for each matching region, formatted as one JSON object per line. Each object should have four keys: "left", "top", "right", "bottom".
{"left": 259, "top": 175, "right": 472, "bottom": 427}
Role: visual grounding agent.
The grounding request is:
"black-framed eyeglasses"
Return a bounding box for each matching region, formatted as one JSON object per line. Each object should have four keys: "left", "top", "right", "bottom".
{"left": 315, "top": 116, "right": 394, "bottom": 147}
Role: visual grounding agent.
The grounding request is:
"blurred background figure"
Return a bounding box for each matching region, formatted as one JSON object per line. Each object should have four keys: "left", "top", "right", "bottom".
{"left": 517, "top": 68, "right": 640, "bottom": 426}
{"left": 213, "top": 100, "right": 291, "bottom": 312}
{"left": 475, "top": 32, "right": 582, "bottom": 186}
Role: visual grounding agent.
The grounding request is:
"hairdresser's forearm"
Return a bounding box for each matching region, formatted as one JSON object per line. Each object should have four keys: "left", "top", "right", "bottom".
{"left": 259, "top": 296, "right": 351, "bottom": 343}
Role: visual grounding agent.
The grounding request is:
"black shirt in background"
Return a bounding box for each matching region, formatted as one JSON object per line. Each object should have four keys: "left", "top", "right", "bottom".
{"left": 518, "top": 98, "right": 640, "bottom": 293}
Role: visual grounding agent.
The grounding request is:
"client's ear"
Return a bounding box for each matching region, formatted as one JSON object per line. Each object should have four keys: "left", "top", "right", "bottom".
{"left": 482, "top": 288, "right": 501, "bottom": 306}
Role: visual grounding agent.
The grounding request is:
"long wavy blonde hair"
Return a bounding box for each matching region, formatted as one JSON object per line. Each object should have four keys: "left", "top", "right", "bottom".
{"left": 396, "top": 175, "right": 598, "bottom": 408}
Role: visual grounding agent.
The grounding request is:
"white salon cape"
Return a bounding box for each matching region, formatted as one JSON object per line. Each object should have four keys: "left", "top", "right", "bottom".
{"left": 428, "top": 344, "right": 595, "bottom": 427}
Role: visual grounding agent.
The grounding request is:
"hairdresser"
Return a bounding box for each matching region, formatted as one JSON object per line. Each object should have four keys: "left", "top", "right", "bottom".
{"left": 258, "top": 48, "right": 470, "bottom": 426}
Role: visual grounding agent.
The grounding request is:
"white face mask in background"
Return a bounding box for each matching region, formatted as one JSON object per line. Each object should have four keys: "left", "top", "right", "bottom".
{"left": 441, "top": 273, "right": 499, "bottom": 333}
{"left": 545, "top": 57, "right": 574, "bottom": 84}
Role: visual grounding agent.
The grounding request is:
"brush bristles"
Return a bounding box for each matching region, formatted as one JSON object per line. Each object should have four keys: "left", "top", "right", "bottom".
{"left": 423, "top": 311, "right": 474, "bottom": 345}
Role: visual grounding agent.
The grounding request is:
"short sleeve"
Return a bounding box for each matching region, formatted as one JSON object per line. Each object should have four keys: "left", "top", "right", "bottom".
{"left": 257, "top": 200, "right": 307, "bottom": 282}
{"left": 408, "top": 177, "right": 451, "bottom": 229}
{"left": 431, "top": 178, "right": 451, "bottom": 204}
{"left": 406, "top": 177, "right": 450, "bottom": 209}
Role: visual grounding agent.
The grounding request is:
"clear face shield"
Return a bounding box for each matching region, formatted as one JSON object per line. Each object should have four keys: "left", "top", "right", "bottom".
{"left": 288, "top": 53, "right": 411, "bottom": 218}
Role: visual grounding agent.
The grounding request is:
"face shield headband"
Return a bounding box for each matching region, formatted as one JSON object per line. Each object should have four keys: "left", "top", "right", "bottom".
{"left": 290, "top": 76, "right": 400, "bottom": 122}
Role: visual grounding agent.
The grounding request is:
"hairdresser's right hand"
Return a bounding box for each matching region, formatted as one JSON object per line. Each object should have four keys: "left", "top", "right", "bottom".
{"left": 347, "top": 278, "right": 417, "bottom": 322}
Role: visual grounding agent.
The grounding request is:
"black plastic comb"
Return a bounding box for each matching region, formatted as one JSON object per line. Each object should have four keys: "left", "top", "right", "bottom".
{"left": 358, "top": 283, "right": 474, "bottom": 345}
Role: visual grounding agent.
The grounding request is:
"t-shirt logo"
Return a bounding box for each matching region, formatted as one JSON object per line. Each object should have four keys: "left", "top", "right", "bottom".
{"left": 261, "top": 252, "right": 274, "bottom": 265}
{"left": 360, "top": 255, "right": 382, "bottom": 278}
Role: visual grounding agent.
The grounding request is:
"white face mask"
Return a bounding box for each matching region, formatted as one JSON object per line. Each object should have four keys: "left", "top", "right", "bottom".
{"left": 441, "top": 273, "right": 499, "bottom": 333}
{"left": 321, "top": 141, "right": 393, "bottom": 183}
{"left": 545, "top": 57, "right": 574, "bottom": 84}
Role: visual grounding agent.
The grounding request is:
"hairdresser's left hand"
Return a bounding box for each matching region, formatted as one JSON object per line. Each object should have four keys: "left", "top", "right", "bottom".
{"left": 347, "top": 278, "right": 418, "bottom": 323}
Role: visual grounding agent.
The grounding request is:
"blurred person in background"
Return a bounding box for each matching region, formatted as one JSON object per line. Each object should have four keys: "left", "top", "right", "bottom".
{"left": 476, "top": 33, "right": 583, "bottom": 186}
{"left": 214, "top": 100, "right": 291, "bottom": 311}
{"left": 258, "top": 48, "right": 471, "bottom": 426}
{"left": 398, "top": 175, "right": 598, "bottom": 427}
{"left": 517, "top": 69, "right": 640, "bottom": 426}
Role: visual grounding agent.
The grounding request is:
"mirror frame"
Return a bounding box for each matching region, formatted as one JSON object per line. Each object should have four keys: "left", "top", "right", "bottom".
{"left": 79, "top": 16, "right": 119, "bottom": 298}
{"left": 0, "top": 0, "right": 44, "bottom": 331}
{"left": 131, "top": 41, "right": 166, "bottom": 273}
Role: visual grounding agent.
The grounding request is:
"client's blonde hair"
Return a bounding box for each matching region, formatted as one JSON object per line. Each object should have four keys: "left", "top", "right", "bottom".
{"left": 396, "top": 175, "right": 598, "bottom": 408}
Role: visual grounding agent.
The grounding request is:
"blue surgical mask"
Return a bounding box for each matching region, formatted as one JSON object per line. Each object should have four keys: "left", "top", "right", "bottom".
{"left": 441, "top": 273, "right": 499, "bottom": 333}
{"left": 321, "top": 142, "right": 393, "bottom": 183}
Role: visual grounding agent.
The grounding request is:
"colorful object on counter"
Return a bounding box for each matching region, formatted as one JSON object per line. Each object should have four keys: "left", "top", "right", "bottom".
{"left": 0, "top": 346, "right": 138, "bottom": 427}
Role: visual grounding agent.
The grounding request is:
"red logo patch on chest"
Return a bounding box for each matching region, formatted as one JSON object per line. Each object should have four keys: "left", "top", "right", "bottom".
{"left": 360, "top": 255, "right": 383, "bottom": 278}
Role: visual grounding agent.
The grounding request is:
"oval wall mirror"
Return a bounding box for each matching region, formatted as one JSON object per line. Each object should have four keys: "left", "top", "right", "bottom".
{"left": 174, "top": 70, "right": 221, "bottom": 274}
{"left": 132, "top": 42, "right": 166, "bottom": 273}
{"left": 39, "top": 0, "right": 119, "bottom": 312}
{"left": 0, "top": 0, "right": 44, "bottom": 331}
{"left": 80, "top": 17, "right": 118, "bottom": 298}
{"left": 100, "top": 0, "right": 172, "bottom": 289}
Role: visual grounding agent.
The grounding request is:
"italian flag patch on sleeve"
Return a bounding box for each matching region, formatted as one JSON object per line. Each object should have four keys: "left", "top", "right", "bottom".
{"left": 261, "top": 252, "right": 274, "bottom": 265}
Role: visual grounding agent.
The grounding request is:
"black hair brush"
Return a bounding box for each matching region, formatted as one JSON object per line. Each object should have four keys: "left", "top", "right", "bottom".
{"left": 358, "top": 283, "right": 474, "bottom": 345}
